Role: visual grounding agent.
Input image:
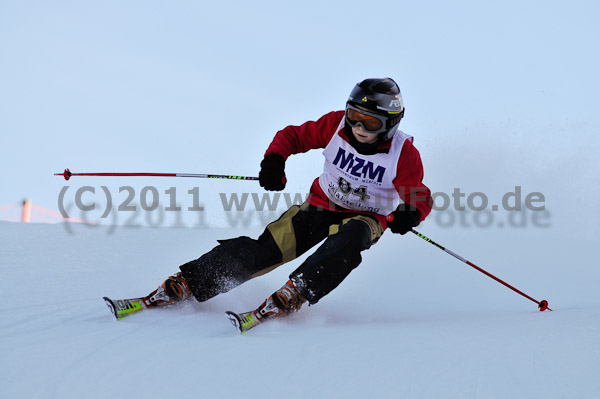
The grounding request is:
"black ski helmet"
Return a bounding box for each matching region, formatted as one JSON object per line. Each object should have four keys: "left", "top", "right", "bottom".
{"left": 346, "top": 77, "right": 405, "bottom": 141}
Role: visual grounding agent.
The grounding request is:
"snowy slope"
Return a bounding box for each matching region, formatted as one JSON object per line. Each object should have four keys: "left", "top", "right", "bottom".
{"left": 1, "top": 221, "right": 599, "bottom": 399}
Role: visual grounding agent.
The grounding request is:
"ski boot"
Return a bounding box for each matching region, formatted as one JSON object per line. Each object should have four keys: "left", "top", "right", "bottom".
{"left": 143, "top": 272, "right": 192, "bottom": 308}
{"left": 226, "top": 280, "right": 306, "bottom": 333}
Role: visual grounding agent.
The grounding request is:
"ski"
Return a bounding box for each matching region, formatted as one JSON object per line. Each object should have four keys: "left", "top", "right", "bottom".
{"left": 103, "top": 296, "right": 148, "bottom": 320}
{"left": 225, "top": 310, "right": 264, "bottom": 334}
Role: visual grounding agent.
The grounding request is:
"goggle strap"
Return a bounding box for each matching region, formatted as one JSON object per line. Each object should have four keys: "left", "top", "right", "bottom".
{"left": 387, "top": 109, "right": 404, "bottom": 128}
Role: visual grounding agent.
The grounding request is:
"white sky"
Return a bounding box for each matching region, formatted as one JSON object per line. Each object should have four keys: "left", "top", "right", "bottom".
{"left": 1, "top": 0, "right": 599, "bottom": 235}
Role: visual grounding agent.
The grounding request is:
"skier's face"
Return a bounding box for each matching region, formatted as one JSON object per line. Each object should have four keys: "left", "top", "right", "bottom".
{"left": 351, "top": 126, "right": 379, "bottom": 144}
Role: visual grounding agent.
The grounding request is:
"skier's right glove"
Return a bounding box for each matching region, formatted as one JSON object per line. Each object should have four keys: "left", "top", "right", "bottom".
{"left": 387, "top": 203, "right": 421, "bottom": 235}
{"left": 259, "top": 153, "right": 287, "bottom": 191}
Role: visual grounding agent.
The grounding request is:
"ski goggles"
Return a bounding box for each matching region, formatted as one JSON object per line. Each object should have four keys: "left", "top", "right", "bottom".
{"left": 345, "top": 105, "right": 389, "bottom": 134}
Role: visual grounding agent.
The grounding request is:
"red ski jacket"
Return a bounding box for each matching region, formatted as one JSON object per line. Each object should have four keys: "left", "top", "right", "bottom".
{"left": 265, "top": 111, "right": 432, "bottom": 228}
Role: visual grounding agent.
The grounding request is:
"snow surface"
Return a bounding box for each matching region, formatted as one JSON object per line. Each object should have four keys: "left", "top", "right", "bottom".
{"left": 2, "top": 220, "right": 599, "bottom": 399}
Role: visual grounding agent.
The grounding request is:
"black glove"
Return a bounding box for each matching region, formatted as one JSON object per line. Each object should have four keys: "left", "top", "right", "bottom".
{"left": 259, "top": 153, "right": 286, "bottom": 191}
{"left": 387, "top": 204, "right": 421, "bottom": 235}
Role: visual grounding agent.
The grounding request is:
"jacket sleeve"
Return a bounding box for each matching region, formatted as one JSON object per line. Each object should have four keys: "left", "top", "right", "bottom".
{"left": 393, "top": 140, "right": 433, "bottom": 221}
{"left": 265, "top": 111, "right": 344, "bottom": 160}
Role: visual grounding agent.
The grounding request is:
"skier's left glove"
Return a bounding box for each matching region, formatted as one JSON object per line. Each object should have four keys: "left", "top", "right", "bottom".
{"left": 387, "top": 204, "right": 421, "bottom": 235}
{"left": 259, "top": 153, "right": 286, "bottom": 191}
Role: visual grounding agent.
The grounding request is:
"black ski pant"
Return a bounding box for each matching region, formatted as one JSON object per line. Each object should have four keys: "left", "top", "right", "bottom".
{"left": 179, "top": 202, "right": 384, "bottom": 305}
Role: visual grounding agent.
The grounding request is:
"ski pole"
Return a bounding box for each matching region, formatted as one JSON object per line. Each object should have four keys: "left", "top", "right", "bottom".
{"left": 54, "top": 168, "right": 259, "bottom": 181}
{"left": 386, "top": 214, "right": 551, "bottom": 311}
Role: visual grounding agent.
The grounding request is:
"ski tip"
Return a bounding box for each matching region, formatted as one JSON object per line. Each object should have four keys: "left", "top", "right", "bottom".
{"left": 225, "top": 310, "right": 263, "bottom": 334}
{"left": 225, "top": 311, "right": 244, "bottom": 334}
{"left": 103, "top": 297, "right": 146, "bottom": 320}
{"left": 103, "top": 297, "right": 120, "bottom": 321}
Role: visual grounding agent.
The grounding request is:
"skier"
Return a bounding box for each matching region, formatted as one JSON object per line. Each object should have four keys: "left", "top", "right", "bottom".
{"left": 109, "top": 78, "right": 432, "bottom": 332}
